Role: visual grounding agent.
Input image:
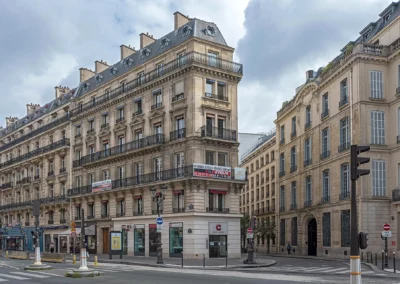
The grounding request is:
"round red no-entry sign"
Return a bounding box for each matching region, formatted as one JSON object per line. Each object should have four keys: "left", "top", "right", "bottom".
{"left": 247, "top": 228, "right": 253, "bottom": 234}
{"left": 383, "top": 223, "right": 391, "bottom": 231}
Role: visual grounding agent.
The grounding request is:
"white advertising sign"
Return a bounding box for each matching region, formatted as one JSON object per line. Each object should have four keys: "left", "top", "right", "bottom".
{"left": 208, "top": 222, "right": 228, "bottom": 235}
{"left": 382, "top": 231, "right": 392, "bottom": 238}
{"left": 234, "top": 167, "right": 246, "bottom": 181}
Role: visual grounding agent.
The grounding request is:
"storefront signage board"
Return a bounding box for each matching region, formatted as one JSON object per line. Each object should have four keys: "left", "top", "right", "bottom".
{"left": 92, "top": 179, "right": 112, "bottom": 192}
{"left": 193, "top": 163, "right": 231, "bottom": 179}
{"left": 208, "top": 222, "right": 227, "bottom": 235}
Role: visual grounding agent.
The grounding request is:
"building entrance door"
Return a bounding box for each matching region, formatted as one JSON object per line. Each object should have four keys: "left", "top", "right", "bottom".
{"left": 307, "top": 218, "right": 317, "bottom": 256}
{"left": 209, "top": 235, "right": 227, "bottom": 258}
{"left": 102, "top": 228, "right": 109, "bottom": 254}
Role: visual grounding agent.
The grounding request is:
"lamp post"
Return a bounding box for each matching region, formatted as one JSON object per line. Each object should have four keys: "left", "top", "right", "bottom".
{"left": 150, "top": 185, "right": 167, "bottom": 264}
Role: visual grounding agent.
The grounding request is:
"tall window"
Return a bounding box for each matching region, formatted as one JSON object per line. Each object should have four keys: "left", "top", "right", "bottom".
{"left": 178, "top": 52, "right": 186, "bottom": 66}
{"left": 398, "top": 107, "right": 400, "bottom": 137}
{"left": 153, "top": 90, "right": 162, "bottom": 108}
{"left": 322, "top": 170, "right": 330, "bottom": 202}
{"left": 305, "top": 176, "right": 312, "bottom": 204}
{"left": 371, "top": 111, "right": 385, "bottom": 145}
{"left": 280, "top": 219, "right": 285, "bottom": 246}
{"left": 154, "top": 157, "right": 162, "bottom": 180}
{"left": 339, "top": 117, "right": 350, "bottom": 150}
{"left": 117, "top": 107, "right": 124, "bottom": 119}
{"left": 218, "top": 152, "right": 227, "bottom": 166}
{"left": 321, "top": 128, "right": 330, "bottom": 158}
{"left": 88, "top": 119, "right": 94, "bottom": 130}
{"left": 370, "top": 71, "right": 383, "bottom": 99}
{"left": 291, "top": 217, "right": 298, "bottom": 246}
{"left": 279, "top": 153, "right": 285, "bottom": 175}
{"left": 372, "top": 160, "right": 386, "bottom": 196}
{"left": 207, "top": 51, "right": 218, "bottom": 67}
{"left": 322, "top": 93, "right": 329, "bottom": 114}
{"left": 206, "top": 79, "right": 214, "bottom": 96}
{"left": 217, "top": 82, "right": 225, "bottom": 99}
{"left": 206, "top": 151, "right": 215, "bottom": 165}
{"left": 154, "top": 124, "right": 163, "bottom": 135}
{"left": 291, "top": 181, "right": 296, "bottom": 207}
{"left": 340, "top": 79, "right": 348, "bottom": 102}
{"left": 341, "top": 210, "right": 350, "bottom": 247}
{"left": 322, "top": 213, "right": 331, "bottom": 247}
{"left": 291, "top": 116, "right": 296, "bottom": 135}
{"left": 138, "top": 72, "right": 145, "bottom": 84}
{"left": 280, "top": 186, "right": 285, "bottom": 210}
{"left": 290, "top": 146, "right": 296, "bottom": 171}
{"left": 340, "top": 164, "right": 350, "bottom": 199}
{"left": 304, "top": 137, "right": 312, "bottom": 164}
{"left": 398, "top": 65, "right": 400, "bottom": 87}
{"left": 157, "top": 63, "right": 164, "bottom": 76}
{"left": 305, "top": 105, "right": 311, "bottom": 127}
{"left": 280, "top": 125, "right": 285, "bottom": 144}
{"left": 102, "top": 113, "right": 108, "bottom": 125}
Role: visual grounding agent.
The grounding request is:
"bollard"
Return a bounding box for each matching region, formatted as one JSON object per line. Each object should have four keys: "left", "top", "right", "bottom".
{"left": 94, "top": 256, "right": 98, "bottom": 266}
{"left": 226, "top": 252, "right": 228, "bottom": 267}
{"left": 375, "top": 253, "right": 378, "bottom": 266}
{"left": 181, "top": 252, "right": 183, "bottom": 267}
{"left": 5, "top": 251, "right": 8, "bottom": 259}
{"left": 203, "top": 253, "right": 205, "bottom": 268}
{"left": 72, "top": 254, "right": 76, "bottom": 265}
{"left": 394, "top": 252, "right": 396, "bottom": 273}
{"left": 382, "top": 250, "right": 384, "bottom": 270}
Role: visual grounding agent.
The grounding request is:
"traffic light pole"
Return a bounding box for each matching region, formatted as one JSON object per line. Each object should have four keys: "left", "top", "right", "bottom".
{"left": 33, "top": 215, "right": 42, "bottom": 266}
{"left": 350, "top": 178, "right": 361, "bottom": 284}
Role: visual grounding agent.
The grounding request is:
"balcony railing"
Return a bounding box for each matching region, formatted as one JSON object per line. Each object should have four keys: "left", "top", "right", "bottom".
{"left": 87, "top": 216, "right": 94, "bottom": 220}
{"left": 70, "top": 52, "right": 242, "bottom": 117}
{"left": 200, "top": 126, "right": 237, "bottom": 141}
{"left": 116, "top": 117, "right": 125, "bottom": 124}
{"left": 132, "top": 109, "right": 143, "bottom": 117}
{"left": 204, "top": 93, "right": 228, "bottom": 101}
{"left": 0, "top": 114, "right": 69, "bottom": 152}
{"left": 73, "top": 134, "right": 164, "bottom": 167}
{"left": 151, "top": 102, "right": 163, "bottom": 110}
{"left": 338, "top": 142, "right": 350, "bottom": 152}
{"left": 279, "top": 206, "right": 285, "bottom": 212}
{"left": 304, "top": 200, "right": 312, "bottom": 208}
{"left": 133, "top": 211, "right": 143, "bottom": 216}
{"left": 393, "top": 188, "right": 400, "bottom": 201}
{"left": 279, "top": 171, "right": 285, "bottom": 177}
{"left": 87, "top": 129, "right": 95, "bottom": 134}
{"left": 101, "top": 214, "right": 109, "bottom": 219}
{"left": 290, "top": 203, "right": 297, "bottom": 210}
{"left": 47, "top": 171, "right": 54, "bottom": 177}
{"left": 291, "top": 131, "right": 297, "bottom": 139}
{"left": 280, "top": 138, "right": 285, "bottom": 145}
{"left": 48, "top": 220, "right": 54, "bottom": 225}
{"left": 0, "top": 195, "right": 68, "bottom": 211}
{"left": 290, "top": 165, "right": 297, "bottom": 173}
{"left": 172, "top": 93, "right": 184, "bottom": 102}
{"left": 173, "top": 208, "right": 185, "bottom": 213}
{"left": 116, "top": 212, "right": 125, "bottom": 217}
{"left": 60, "top": 219, "right": 67, "bottom": 224}
{"left": 60, "top": 168, "right": 67, "bottom": 174}
{"left": 321, "top": 195, "right": 330, "bottom": 204}
{"left": 305, "top": 121, "right": 311, "bottom": 130}
{"left": 206, "top": 207, "right": 230, "bottom": 213}
{"left": 0, "top": 138, "right": 70, "bottom": 169}
{"left": 151, "top": 210, "right": 163, "bottom": 215}
{"left": 0, "top": 182, "right": 12, "bottom": 189}
{"left": 34, "top": 175, "right": 40, "bottom": 180}
{"left": 320, "top": 150, "right": 330, "bottom": 160}
{"left": 101, "top": 123, "right": 109, "bottom": 129}
{"left": 21, "top": 177, "right": 31, "bottom": 184}
{"left": 340, "top": 191, "right": 350, "bottom": 200}
{"left": 170, "top": 128, "right": 186, "bottom": 141}
{"left": 304, "top": 158, "right": 312, "bottom": 167}
{"left": 339, "top": 97, "right": 349, "bottom": 108}
{"left": 321, "top": 109, "right": 329, "bottom": 119}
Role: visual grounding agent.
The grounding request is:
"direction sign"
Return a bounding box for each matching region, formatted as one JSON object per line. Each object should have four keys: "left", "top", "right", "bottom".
{"left": 247, "top": 228, "right": 253, "bottom": 234}
{"left": 246, "top": 233, "right": 254, "bottom": 239}
{"left": 383, "top": 223, "right": 391, "bottom": 231}
{"left": 156, "top": 217, "right": 163, "bottom": 225}
{"left": 382, "top": 231, "right": 392, "bottom": 238}
{"left": 71, "top": 231, "right": 77, "bottom": 238}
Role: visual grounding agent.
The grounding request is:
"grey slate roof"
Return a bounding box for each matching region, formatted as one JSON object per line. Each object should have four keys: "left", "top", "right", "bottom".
{"left": 74, "top": 18, "right": 229, "bottom": 99}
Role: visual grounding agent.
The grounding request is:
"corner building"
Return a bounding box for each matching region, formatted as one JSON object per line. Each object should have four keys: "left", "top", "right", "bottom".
{"left": 67, "top": 12, "right": 245, "bottom": 258}
{"left": 276, "top": 2, "right": 400, "bottom": 258}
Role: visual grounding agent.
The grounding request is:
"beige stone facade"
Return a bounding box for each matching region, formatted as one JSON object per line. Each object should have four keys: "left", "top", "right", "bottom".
{"left": 275, "top": 3, "right": 400, "bottom": 258}
{"left": 239, "top": 130, "right": 277, "bottom": 253}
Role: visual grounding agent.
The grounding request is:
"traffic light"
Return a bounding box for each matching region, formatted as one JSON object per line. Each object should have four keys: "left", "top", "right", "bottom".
{"left": 351, "top": 145, "right": 370, "bottom": 180}
{"left": 359, "top": 232, "right": 368, "bottom": 249}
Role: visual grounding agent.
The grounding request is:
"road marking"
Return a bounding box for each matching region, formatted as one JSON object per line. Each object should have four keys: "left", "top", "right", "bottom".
{"left": 335, "top": 269, "right": 350, "bottom": 274}
{"left": 97, "top": 269, "right": 119, "bottom": 272}
{"left": 34, "top": 271, "right": 64, "bottom": 277}
{"left": 0, "top": 273, "right": 29, "bottom": 280}
{"left": 321, "top": 268, "right": 348, "bottom": 273}
{"left": 306, "top": 267, "right": 334, "bottom": 272}
{"left": 11, "top": 271, "right": 49, "bottom": 278}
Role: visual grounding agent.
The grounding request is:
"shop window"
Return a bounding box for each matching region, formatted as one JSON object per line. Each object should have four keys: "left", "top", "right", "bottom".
{"left": 149, "top": 224, "right": 159, "bottom": 257}
{"left": 134, "top": 225, "right": 145, "bottom": 256}
{"left": 169, "top": 223, "right": 183, "bottom": 257}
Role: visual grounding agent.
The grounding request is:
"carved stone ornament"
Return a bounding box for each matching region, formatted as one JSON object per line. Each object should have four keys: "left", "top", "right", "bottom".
{"left": 148, "top": 108, "right": 165, "bottom": 121}
{"left": 130, "top": 114, "right": 145, "bottom": 127}
{"left": 99, "top": 126, "right": 111, "bottom": 138}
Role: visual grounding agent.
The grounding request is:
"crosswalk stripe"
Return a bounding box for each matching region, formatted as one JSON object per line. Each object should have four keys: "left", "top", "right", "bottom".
{"left": 0, "top": 279, "right": 8, "bottom": 282}
{"left": 34, "top": 271, "right": 64, "bottom": 277}
{"left": 0, "top": 273, "right": 29, "bottom": 280}
{"left": 11, "top": 272, "right": 49, "bottom": 278}
{"left": 97, "top": 269, "right": 119, "bottom": 272}
{"left": 306, "top": 267, "right": 333, "bottom": 272}
{"left": 320, "top": 268, "right": 348, "bottom": 273}
{"left": 335, "top": 270, "right": 350, "bottom": 274}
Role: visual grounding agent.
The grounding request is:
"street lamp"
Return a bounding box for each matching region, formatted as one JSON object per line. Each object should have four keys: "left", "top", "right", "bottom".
{"left": 150, "top": 185, "right": 167, "bottom": 264}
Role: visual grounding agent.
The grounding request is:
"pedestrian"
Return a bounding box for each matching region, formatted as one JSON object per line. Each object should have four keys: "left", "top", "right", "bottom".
{"left": 287, "top": 243, "right": 291, "bottom": 255}
{"left": 50, "top": 243, "right": 54, "bottom": 253}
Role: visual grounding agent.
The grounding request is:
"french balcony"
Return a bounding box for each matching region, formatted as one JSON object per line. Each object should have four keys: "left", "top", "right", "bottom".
{"left": 21, "top": 177, "right": 31, "bottom": 184}
{"left": 172, "top": 93, "right": 185, "bottom": 102}
{"left": 320, "top": 150, "right": 330, "bottom": 160}
{"left": 87, "top": 216, "right": 94, "bottom": 220}
{"left": 73, "top": 134, "right": 165, "bottom": 167}
{"left": 340, "top": 191, "right": 351, "bottom": 200}
{"left": 397, "top": 135, "right": 400, "bottom": 144}
{"left": 151, "top": 102, "right": 163, "bottom": 110}
{"left": 101, "top": 214, "right": 109, "bottom": 219}
{"left": 170, "top": 128, "right": 186, "bottom": 141}
{"left": 47, "top": 171, "right": 54, "bottom": 177}
{"left": 206, "top": 207, "right": 229, "bottom": 213}
{"left": 133, "top": 211, "right": 143, "bottom": 216}
{"left": 305, "top": 121, "right": 311, "bottom": 130}
{"left": 60, "top": 219, "right": 67, "bottom": 224}
{"left": 279, "top": 206, "right": 285, "bottom": 212}
{"left": 25, "top": 222, "right": 30, "bottom": 226}
{"left": 290, "top": 165, "right": 297, "bottom": 173}
{"left": 279, "top": 170, "right": 285, "bottom": 177}
{"left": 116, "top": 117, "right": 125, "bottom": 124}
{"left": 0, "top": 138, "right": 69, "bottom": 170}
{"left": 116, "top": 212, "right": 125, "bottom": 217}
{"left": 87, "top": 129, "right": 95, "bottom": 135}
{"left": 290, "top": 203, "right": 297, "bottom": 210}
{"left": 16, "top": 180, "right": 23, "bottom": 185}
{"left": 173, "top": 208, "right": 185, "bottom": 213}
{"left": 59, "top": 168, "right": 67, "bottom": 174}
{"left": 304, "top": 200, "right": 312, "bottom": 208}
{"left": 132, "top": 109, "right": 143, "bottom": 117}
{"left": 75, "top": 133, "right": 81, "bottom": 138}
{"left": 321, "top": 109, "right": 329, "bottom": 120}
{"left": 392, "top": 188, "right": 400, "bottom": 202}
{"left": 338, "top": 142, "right": 350, "bottom": 152}
{"left": 48, "top": 220, "right": 54, "bottom": 225}
{"left": 280, "top": 138, "right": 285, "bottom": 145}
{"left": 101, "top": 123, "right": 109, "bottom": 129}
{"left": 204, "top": 93, "right": 228, "bottom": 101}
{"left": 151, "top": 210, "right": 163, "bottom": 215}
{"left": 321, "top": 195, "right": 330, "bottom": 204}
{"left": 304, "top": 158, "right": 312, "bottom": 167}
{"left": 34, "top": 175, "right": 40, "bottom": 180}
{"left": 291, "top": 131, "right": 297, "bottom": 139}
{"left": 74, "top": 216, "right": 81, "bottom": 221}
{"left": 200, "top": 126, "right": 237, "bottom": 141}
{"left": 339, "top": 97, "right": 349, "bottom": 108}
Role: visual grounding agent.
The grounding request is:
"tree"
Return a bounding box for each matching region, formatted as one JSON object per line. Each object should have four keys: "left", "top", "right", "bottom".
{"left": 240, "top": 214, "right": 250, "bottom": 249}
{"left": 255, "top": 218, "right": 276, "bottom": 254}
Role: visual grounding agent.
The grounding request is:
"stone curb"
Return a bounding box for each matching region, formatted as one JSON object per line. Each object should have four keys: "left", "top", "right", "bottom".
{"left": 260, "top": 254, "right": 347, "bottom": 262}
{"left": 362, "top": 262, "right": 400, "bottom": 278}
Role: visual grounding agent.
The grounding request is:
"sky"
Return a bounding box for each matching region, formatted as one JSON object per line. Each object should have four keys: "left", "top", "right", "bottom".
{"left": 0, "top": 0, "right": 394, "bottom": 133}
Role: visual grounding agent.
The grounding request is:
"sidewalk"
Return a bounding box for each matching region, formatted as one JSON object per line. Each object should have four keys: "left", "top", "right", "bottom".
{"left": 64, "top": 253, "right": 276, "bottom": 269}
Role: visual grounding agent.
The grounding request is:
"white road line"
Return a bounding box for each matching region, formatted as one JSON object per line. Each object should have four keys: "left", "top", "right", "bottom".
{"left": 335, "top": 270, "right": 350, "bottom": 274}
{"left": 97, "top": 269, "right": 119, "bottom": 272}
{"left": 0, "top": 279, "right": 8, "bottom": 282}
{"left": 322, "top": 268, "right": 348, "bottom": 273}
{"left": 34, "top": 271, "right": 64, "bottom": 277}
{"left": 306, "top": 267, "right": 334, "bottom": 272}
{"left": 10, "top": 271, "right": 50, "bottom": 278}
{"left": 361, "top": 271, "right": 374, "bottom": 274}
{"left": 0, "top": 273, "right": 29, "bottom": 280}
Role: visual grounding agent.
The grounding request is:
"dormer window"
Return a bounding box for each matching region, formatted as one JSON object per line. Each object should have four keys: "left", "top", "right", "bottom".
{"left": 110, "top": 67, "right": 118, "bottom": 76}
{"left": 124, "top": 57, "right": 134, "bottom": 68}
{"left": 363, "top": 29, "right": 371, "bottom": 41}
{"left": 95, "top": 74, "right": 103, "bottom": 83}
{"left": 83, "top": 82, "right": 90, "bottom": 90}
{"left": 384, "top": 11, "right": 393, "bottom": 25}
{"left": 141, "top": 48, "right": 151, "bottom": 58}
{"left": 181, "top": 25, "right": 192, "bottom": 37}
{"left": 203, "top": 25, "right": 216, "bottom": 36}
{"left": 161, "top": 37, "right": 170, "bottom": 48}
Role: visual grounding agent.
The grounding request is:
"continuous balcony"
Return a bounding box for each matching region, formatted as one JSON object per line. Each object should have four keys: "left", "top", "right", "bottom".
{"left": 200, "top": 126, "right": 236, "bottom": 142}
{"left": 338, "top": 142, "right": 350, "bottom": 152}
{"left": 0, "top": 138, "right": 70, "bottom": 169}
{"left": 0, "top": 195, "right": 69, "bottom": 211}
{"left": 339, "top": 97, "right": 349, "bottom": 108}
{"left": 70, "top": 52, "right": 243, "bottom": 117}
{"left": 170, "top": 128, "right": 186, "bottom": 141}
{"left": 206, "top": 207, "right": 229, "bottom": 213}
{"left": 73, "top": 134, "right": 164, "bottom": 167}
{"left": 204, "top": 93, "right": 228, "bottom": 101}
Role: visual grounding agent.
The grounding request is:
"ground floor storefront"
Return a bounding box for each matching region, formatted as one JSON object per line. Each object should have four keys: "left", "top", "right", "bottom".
{"left": 0, "top": 227, "right": 43, "bottom": 252}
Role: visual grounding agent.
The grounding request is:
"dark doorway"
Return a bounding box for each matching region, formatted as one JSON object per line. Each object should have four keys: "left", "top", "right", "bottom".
{"left": 102, "top": 228, "right": 109, "bottom": 254}
{"left": 307, "top": 218, "right": 317, "bottom": 256}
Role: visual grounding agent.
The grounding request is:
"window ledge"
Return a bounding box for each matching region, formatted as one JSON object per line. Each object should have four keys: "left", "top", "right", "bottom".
{"left": 368, "top": 97, "right": 386, "bottom": 102}
{"left": 338, "top": 103, "right": 349, "bottom": 110}
{"left": 371, "top": 196, "right": 389, "bottom": 200}
{"left": 370, "top": 143, "right": 387, "bottom": 148}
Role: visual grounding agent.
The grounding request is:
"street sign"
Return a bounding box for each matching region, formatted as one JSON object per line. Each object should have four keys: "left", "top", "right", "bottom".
{"left": 246, "top": 233, "right": 254, "bottom": 239}
{"left": 157, "top": 224, "right": 162, "bottom": 233}
{"left": 382, "top": 231, "right": 392, "bottom": 238}
{"left": 393, "top": 241, "right": 396, "bottom": 246}
{"left": 71, "top": 231, "right": 77, "bottom": 238}
{"left": 383, "top": 223, "right": 391, "bottom": 231}
{"left": 156, "top": 217, "right": 163, "bottom": 225}
{"left": 247, "top": 228, "right": 253, "bottom": 234}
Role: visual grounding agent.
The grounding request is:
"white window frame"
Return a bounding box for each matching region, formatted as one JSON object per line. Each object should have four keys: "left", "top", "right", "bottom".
{"left": 372, "top": 160, "right": 386, "bottom": 196}
{"left": 371, "top": 111, "right": 385, "bottom": 145}
{"left": 370, "top": 71, "right": 383, "bottom": 99}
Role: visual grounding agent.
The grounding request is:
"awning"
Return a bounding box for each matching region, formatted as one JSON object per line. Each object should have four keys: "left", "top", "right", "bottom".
{"left": 59, "top": 225, "right": 95, "bottom": 236}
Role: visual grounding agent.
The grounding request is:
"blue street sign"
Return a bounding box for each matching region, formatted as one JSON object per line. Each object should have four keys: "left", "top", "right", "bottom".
{"left": 156, "top": 217, "right": 163, "bottom": 225}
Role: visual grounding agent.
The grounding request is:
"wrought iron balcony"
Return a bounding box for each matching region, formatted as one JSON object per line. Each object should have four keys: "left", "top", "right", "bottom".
{"left": 87, "top": 129, "right": 95, "bottom": 134}
{"left": 204, "top": 93, "right": 228, "bottom": 101}
{"left": 87, "top": 216, "right": 94, "bottom": 220}
{"left": 132, "top": 109, "right": 143, "bottom": 116}
{"left": 200, "top": 126, "right": 237, "bottom": 141}
{"left": 172, "top": 93, "right": 185, "bottom": 102}
{"left": 290, "top": 203, "right": 297, "bottom": 210}
{"left": 320, "top": 150, "right": 330, "bottom": 160}
{"left": 59, "top": 168, "right": 67, "bottom": 174}
{"left": 0, "top": 195, "right": 68, "bottom": 211}
{"left": 116, "top": 212, "right": 125, "bottom": 217}
{"left": 151, "top": 102, "right": 163, "bottom": 110}
{"left": 151, "top": 210, "right": 163, "bottom": 215}
{"left": 48, "top": 220, "right": 54, "bottom": 225}
{"left": 279, "top": 206, "right": 285, "bottom": 212}
{"left": 291, "top": 131, "right": 297, "bottom": 139}
{"left": 60, "top": 219, "right": 67, "bottom": 224}
{"left": 73, "top": 134, "right": 165, "bottom": 167}
{"left": 21, "top": 177, "right": 31, "bottom": 184}
{"left": 101, "top": 214, "right": 109, "bottom": 219}
{"left": 290, "top": 165, "right": 297, "bottom": 173}
{"left": 133, "top": 211, "right": 143, "bottom": 216}
{"left": 170, "top": 128, "right": 186, "bottom": 141}
{"left": 338, "top": 142, "right": 350, "bottom": 152}
{"left": 321, "top": 195, "right": 330, "bottom": 204}
{"left": 47, "top": 171, "right": 54, "bottom": 177}
{"left": 116, "top": 117, "right": 125, "bottom": 124}
{"left": 340, "top": 191, "right": 350, "bottom": 200}
{"left": 305, "top": 121, "right": 311, "bottom": 130}
{"left": 339, "top": 97, "right": 349, "bottom": 108}
{"left": 70, "top": 52, "right": 242, "bottom": 117}
{"left": 392, "top": 188, "right": 400, "bottom": 201}
{"left": 321, "top": 109, "right": 329, "bottom": 119}
{"left": 280, "top": 138, "right": 285, "bottom": 145}
{"left": 0, "top": 138, "right": 70, "bottom": 169}
{"left": 34, "top": 175, "right": 40, "bottom": 180}
{"left": 173, "top": 208, "right": 185, "bottom": 213}
{"left": 0, "top": 200, "right": 32, "bottom": 211}
{"left": 279, "top": 170, "right": 285, "bottom": 177}
{"left": 101, "top": 123, "right": 109, "bottom": 129}
{"left": 206, "top": 207, "right": 229, "bottom": 213}
{"left": 304, "top": 158, "right": 312, "bottom": 167}
{"left": 304, "top": 200, "right": 312, "bottom": 208}
{"left": 75, "top": 133, "right": 81, "bottom": 138}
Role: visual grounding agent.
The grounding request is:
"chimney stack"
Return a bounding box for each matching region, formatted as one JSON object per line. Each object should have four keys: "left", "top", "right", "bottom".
{"left": 26, "top": 103, "right": 41, "bottom": 115}
{"left": 5, "top": 116, "right": 19, "bottom": 128}
{"left": 55, "top": 85, "right": 70, "bottom": 99}
{"left": 95, "top": 60, "right": 109, "bottom": 74}
{"left": 79, "top": 68, "right": 95, "bottom": 83}
{"left": 120, "top": 45, "right": 136, "bottom": 60}
{"left": 140, "top": 33, "right": 156, "bottom": 49}
{"left": 174, "top": 12, "right": 190, "bottom": 30}
{"left": 306, "top": 70, "right": 314, "bottom": 81}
